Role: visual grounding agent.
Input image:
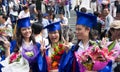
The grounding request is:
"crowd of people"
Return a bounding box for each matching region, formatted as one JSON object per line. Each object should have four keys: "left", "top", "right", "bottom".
{"left": 0, "top": 0, "right": 120, "bottom": 72}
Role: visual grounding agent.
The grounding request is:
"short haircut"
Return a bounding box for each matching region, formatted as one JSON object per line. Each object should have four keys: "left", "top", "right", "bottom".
{"left": 32, "top": 22, "right": 43, "bottom": 34}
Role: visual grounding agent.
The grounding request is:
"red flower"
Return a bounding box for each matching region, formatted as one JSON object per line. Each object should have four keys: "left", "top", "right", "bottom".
{"left": 10, "top": 52, "right": 19, "bottom": 63}
{"left": 58, "top": 50, "right": 65, "bottom": 55}
{"left": 54, "top": 55, "right": 61, "bottom": 61}
{"left": 59, "top": 44, "right": 63, "bottom": 48}
{"left": 54, "top": 48, "right": 57, "bottom": 52}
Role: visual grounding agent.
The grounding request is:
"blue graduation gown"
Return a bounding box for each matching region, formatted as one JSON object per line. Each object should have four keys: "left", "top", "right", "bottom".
{"left": 59, "top": 46, "right": 80, "bottom": 72}
{"left": 59, "top": 46, "right": 112, "bottom": 72}
{"left": 0, "top": 40, "right": 48, "bottom": 72}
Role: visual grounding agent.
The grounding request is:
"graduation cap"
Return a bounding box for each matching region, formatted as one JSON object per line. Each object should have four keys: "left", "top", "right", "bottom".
{"left": 76, "top": 11, "right": 97, "bottom": 29}
{"left": 44, "top": 21, "right": 61, "bottom": 32}
{"left": 17, "top": 17, "right": 31, "bottom": 28}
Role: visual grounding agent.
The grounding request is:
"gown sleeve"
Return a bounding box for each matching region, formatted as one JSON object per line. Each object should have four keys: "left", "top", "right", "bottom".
{"left": 37, "top": 43, "right": 48, "bottom": 72}
{"left": 0, "top": 40, "right": 16, "bottom": 72}
{"left": 59, "top": 46, "right": 80, "bottom": 72}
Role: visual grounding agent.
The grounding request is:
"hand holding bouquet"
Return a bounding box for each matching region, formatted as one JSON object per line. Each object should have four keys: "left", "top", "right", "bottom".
{"left": 75, "top": 39, "right": 116, "bottom": 71}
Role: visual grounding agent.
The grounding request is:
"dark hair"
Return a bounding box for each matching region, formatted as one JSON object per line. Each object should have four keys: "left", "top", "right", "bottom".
{"left": 14, "top": 27, "right": 36, "bottom": 52}
{"left": 2, "top": 15, "right": 8, "bottom": 21}
{"left": 89, "top": 29, "right": 99, "bottom": 40}
{"left": 80, "top": 7, "right": 87, "bottom": 13}
{"left": 94, "top": 11, "right": 100, "bottom": 17}
{"left": 32, "top": 0, "right": 35, "bottom": 3}
{"left": 32, "top": 22, "right": 43, "bottom": 34}
{"left": 23, "top": 6, "right": 29, "bottom": 10}
{"left": 50, "top": 13, "right": 56, "bottom": 20}
{"left": 48, "top": 30, "right": 62, "bottom": 44}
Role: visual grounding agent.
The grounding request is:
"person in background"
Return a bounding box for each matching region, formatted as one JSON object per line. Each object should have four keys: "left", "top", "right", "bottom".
{"left": 64, "top": 0, "right": 71, "bottom": 18}
{"left": 101, "top": 8, "right": 114, "bottom": 38}
{"left": 110, "top": 0, "right": 117, "bottom": 17}
{"left": 106, "top": 20, "right": 120, "bottom": 72}
{"left": 97, "top": 0, "right": 103, "bottom": 13}
{"left": 18, "top": 5, "right": 30, "bottom": 19}
{"left": 48, "top": 13, "right": 57, "bottom": 23}
{"left": 9, "top": 0, "right": 18, "bottom": 25}
{"left": 42, "top": 13, "right": 49, "bottom": 38}
{"left": 32, "top": 22, "right": 49, "bottom": 47}
{"left": 0, "top": 0, "right": 4, "bottom": 15}
{"left": 94, "top": 11, "right": 104, "bottom": 36}
{"left": 0, "top": 15, "right": 13, "bottom": 38}
{"left": 58, "top": 12, "right": 68, "bottom": 27}
{"left": 74, "top": 0, "right": 80, "bottom": 12}
{"left": 90, "top": 0, "right": 97, "bottom": 12}
{"left": 29, "top": 0, "right": 38, "bottom": 20}
{"left": 80, "top": 7, "right": 87, "bottom": 13}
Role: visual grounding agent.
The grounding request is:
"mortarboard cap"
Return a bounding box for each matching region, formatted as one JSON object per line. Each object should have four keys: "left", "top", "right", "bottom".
{"left": 44, "top": 21, "right": 61, "bottom": 32}
{"left": 17, "top": 17, "right": 31, "bottom": 28}
{"left": 76, "top": 11, "right": 97, "bottom": 29}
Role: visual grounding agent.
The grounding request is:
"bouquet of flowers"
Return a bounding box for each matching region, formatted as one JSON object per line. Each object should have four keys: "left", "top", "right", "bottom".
{"left": 22, "top": 45, "right": 39, "bottom": 63}
{"left": 75, "top": 39, "right": 116, "bottom": 71}
{"left": 0, "top": 52, "right": 30, "bottom": 72}
{"left": 47, "top": 42, "right": 65, "bottom": 70}
{"left": 9, "top": 52, "right": 22, "bottom": 64}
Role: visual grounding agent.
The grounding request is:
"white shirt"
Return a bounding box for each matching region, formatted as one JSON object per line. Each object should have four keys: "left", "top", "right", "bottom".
{"left": 80, "top": 0, "right": 91, "bottom": 10}
{"left": 42, "top": 18, "right": 49, "bottom": 27}
{"left": 110, "top": 0, "right": 116, "bottom": 3}
{"left": 105, "top": 13, "right": 114, "bottom": 31}
{"left": 9, "top": 1, "right": 18, "bottom": 16}
{"left": 77, "top": 41, "right": 89, "bottom": 55}
{"left": 42, "top": 18, "right": 49, "bottom": 38}
{"left": 58, "top": 17, "right": 68, "bottom": 25}
{"left": 18, "top": 11, "right": 30, "bottom": 19}
{"left": 20, "top": 40, "right": 34, "bottom": 51}
{"left": 46, "top": 45, "right": 54, "bottom": 57}
{"left": 35, "top": 35, "right": 49, "bottom": 46}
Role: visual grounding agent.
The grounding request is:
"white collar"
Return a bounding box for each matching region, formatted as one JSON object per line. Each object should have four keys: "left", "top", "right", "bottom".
{"left": 78, "top": 41, "right": 89, "bottom": 51}
{"left": 22, "top": 39, "right": 33, "bottom": 47}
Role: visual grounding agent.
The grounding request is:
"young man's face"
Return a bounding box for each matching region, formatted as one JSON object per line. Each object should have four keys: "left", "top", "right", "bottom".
{"left": 103, "top": 8, "right": 109, "bottom": 16}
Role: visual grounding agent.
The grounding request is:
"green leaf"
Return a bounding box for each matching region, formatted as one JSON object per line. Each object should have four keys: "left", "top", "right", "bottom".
{"left": 108, "top": 41, "right": 116, "bottom": 51}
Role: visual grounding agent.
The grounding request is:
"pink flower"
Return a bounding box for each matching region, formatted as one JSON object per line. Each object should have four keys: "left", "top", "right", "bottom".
{"left": 9, "top": 52, "right": 19, "bottom": 63}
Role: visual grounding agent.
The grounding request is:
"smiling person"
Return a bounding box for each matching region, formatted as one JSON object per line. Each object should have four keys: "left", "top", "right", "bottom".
{"left": 0, "top": 17, "right": 48, "bottom": 72}
{"left": 59, "top": 11, "right": 114, "bottom": 72}
{"left": 109, "top": 20, "right": 120, "bottom": 72}
{"left": 44, "top": 21, "right": 70, "bottom": 72}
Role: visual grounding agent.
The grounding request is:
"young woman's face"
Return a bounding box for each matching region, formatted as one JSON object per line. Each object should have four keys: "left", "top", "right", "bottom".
{"left": 76, "top": 25, "right": 90, "bottom": 40}
{"left": 48, "top": 30, "right": 60, "bottom": 43}
{"left": 21, "top": 27, "right": 32, "bottom": 38}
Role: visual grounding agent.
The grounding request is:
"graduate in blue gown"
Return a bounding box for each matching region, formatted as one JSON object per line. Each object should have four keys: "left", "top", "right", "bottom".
{"left": 0, "top": 17, "right": 48, "bottom": 72}
{"left": 44, "top": 21, "right": 68, "bottom": 72}
{"left": 59, "top": 11, "right": 112, "bottom": 72}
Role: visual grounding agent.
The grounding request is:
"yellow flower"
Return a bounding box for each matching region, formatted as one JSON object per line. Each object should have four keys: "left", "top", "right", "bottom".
{"left": 25, "top": 51, "right": 34, "bottom": 57}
